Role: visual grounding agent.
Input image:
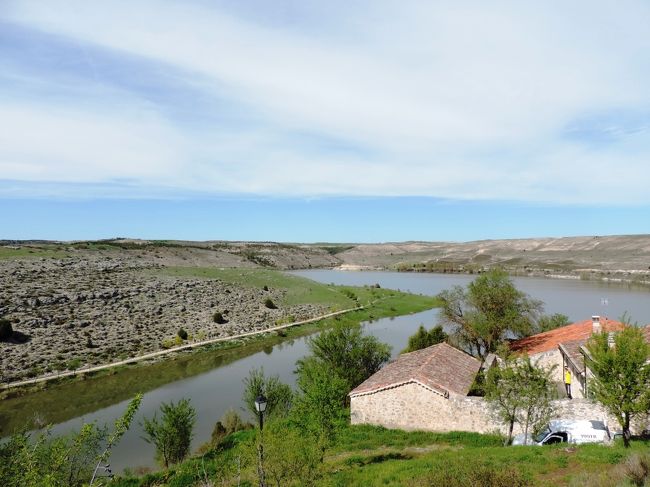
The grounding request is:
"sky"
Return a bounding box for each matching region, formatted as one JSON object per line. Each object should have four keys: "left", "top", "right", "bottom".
{"left": 1, "top": 1, "right": 649, "bottom": 242}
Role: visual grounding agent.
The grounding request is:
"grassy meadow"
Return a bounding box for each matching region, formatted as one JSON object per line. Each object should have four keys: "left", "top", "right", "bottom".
{"left": 111, "top": 424, "right": 648, "bottom": 486}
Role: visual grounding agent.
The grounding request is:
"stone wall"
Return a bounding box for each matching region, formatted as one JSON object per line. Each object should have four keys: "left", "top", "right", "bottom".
{"left": 350, "top": 381, "right": 648, "bottom": 436}
{"left": 531, "top": 349, "right": 585, "bottom": 399}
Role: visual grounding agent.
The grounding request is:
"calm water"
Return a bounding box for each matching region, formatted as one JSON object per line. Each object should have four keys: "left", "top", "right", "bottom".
{"left": 15, "top": 271, "right": 650, "bottom": 471}
{"left": 292, "top": 270, "right": 650, "bottom": 324}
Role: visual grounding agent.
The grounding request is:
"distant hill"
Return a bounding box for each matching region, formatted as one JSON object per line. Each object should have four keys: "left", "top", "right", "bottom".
{"left": 2, "top": 234, "right": 649, "bottom": 281}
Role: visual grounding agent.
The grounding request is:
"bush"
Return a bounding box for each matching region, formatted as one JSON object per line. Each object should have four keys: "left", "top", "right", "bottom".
{"left": 264, "top": 298, "right": 277, "bottom": 309}
{"left": 142, "top": 398, "right": 197, "bottom": 468}
{"left": 177, "top": 328, "right": 188, "bottom": 340}
{"left": 0, "top": 318, "right": 13, "bottom": 341}
{"left": 623, "top": 453, "right": 650, "bottom": 486}
{"left": 212, "top": 312, "right": 227, "bottom": 324}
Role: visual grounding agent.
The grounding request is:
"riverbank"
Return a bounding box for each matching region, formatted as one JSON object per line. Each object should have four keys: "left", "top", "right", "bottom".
{"left": 0, "top": 289, "right": 439, "bottom": 436}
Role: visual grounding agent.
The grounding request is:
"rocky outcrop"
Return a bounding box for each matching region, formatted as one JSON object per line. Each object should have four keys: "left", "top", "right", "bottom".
{"left": 0, "top": 256, "right": 327, "bottom": 383}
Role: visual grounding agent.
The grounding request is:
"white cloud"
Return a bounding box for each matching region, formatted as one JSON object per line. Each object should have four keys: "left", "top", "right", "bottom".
{"left": 1, "top": 0, "right": 650, "bottom": 203}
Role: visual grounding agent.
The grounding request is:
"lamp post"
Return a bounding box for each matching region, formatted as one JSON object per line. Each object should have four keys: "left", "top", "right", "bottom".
{"left": 255, "top": 394, "right": 268, "bottom": 487}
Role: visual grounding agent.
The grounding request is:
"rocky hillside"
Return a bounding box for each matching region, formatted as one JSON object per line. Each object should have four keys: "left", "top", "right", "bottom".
{"left": 335, "top": 235, "right": 650, "bottom": 280}
{"left": 0, "top": 241, "right": 341, "bottom": 383}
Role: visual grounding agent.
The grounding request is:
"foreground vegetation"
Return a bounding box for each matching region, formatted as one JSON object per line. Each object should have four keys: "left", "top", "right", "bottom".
{"left": 107, "top": 424, "right": 650, "bottom": 486}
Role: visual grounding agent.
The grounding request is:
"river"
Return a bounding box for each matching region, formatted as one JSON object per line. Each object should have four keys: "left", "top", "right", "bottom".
{"left": 4, "top": 270, "right": 650, "bottom": 472}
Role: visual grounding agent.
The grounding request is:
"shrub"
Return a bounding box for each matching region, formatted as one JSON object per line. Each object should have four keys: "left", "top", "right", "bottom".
{"left": 0, "top": 318, "right": 13, "bottom": 341}
{"left": 263, "top": 285, "right": 269, "bottom": 291}
{"left": 623, "top": 453, "right": 650, "bottom": 486}
{"left": 66, "top": 358, "right": 83, "bottom": 370}
{"left": 264, "top": 298, "right": 277, "bottom": 309}
{"left": 212, "top": 312, "right": 227, "bottom": 324}
{"left": 141, "top": 398, "right": 197, "bottom": 469}
{"left": 221, "top": 409, "right": 247, "bottom": 434}
{"left": 177, "top": 328, "right": 188, "bottom": 340}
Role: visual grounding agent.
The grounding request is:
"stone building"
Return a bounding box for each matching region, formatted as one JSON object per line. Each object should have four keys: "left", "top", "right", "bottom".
{"left": 349, "top": 343, "right": 485, "bottom": 432}
{"left": 510, "top": 316, "right": 625, "bottom": 398}
{"left": 350, "top": 320, "right": 650, "bottom": 435}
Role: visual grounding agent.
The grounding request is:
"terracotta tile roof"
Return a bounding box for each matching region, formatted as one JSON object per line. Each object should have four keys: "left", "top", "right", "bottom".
{"left": 349, "top": 343, "right": 481, "bottom": 398}
{"left": 510, "top": 317, "right": 625, "bottom": 356}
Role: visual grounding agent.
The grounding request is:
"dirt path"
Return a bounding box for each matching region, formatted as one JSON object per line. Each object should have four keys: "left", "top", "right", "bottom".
{"left": 1, "top": 305, "right": 364, "bottom": 390}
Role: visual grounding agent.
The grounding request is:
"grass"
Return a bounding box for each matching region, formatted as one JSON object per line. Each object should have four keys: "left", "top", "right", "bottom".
{"left": 110, "top": 424, "right": 650, "bottom": 487}
{"left": 0, "top": 245, "right": 70, "bottom": 260}
{"left": 157, "top": 266, "right": 380, "bottom": 308}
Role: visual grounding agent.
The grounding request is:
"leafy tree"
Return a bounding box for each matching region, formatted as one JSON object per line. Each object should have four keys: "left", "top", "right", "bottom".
{"left": 298, "top": 322, "right": 391, "bottom": 396}
{"left": 0, "top": 318, "right": 13, "bottom": 341}
{"left": 516, "top": 359, "right": 556, "bottom": 444}
{"left": 437, "top": 269, "right": 543, "bottom": 359}
{"left": 0, "top": 395, "right": 142, "bottom": 487}
{"left": 402, "top": 324, "right": 447, "bottom": 353}
{"left": 142, "top": 398, "right": 197, "bottom": 468}
{"left": 264, "top": 298, "right": 277, "bottom": 309}
{"left": 485, "top": 358, "right": 555, "bottom": 445}
{"left": 586, "top": 326, "right": 650, "bottom": 447}
{"left": 536, "top": 313, "right": 570, "bottom": 333}
{"left": 242, "top": 368, "right": 293, "bottom": 421}
{"left": 291, "top": 357, "right": 350, "bottom": 449}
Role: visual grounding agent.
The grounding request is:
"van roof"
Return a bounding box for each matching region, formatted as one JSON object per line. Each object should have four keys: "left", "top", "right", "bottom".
{"left": 549, "top": 419, "right": 608, "bottom": 431}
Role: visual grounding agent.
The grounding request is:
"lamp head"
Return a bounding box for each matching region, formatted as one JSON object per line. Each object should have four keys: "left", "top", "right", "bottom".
{"left": 255, "top": 394, "right": 268, "bottom": 414}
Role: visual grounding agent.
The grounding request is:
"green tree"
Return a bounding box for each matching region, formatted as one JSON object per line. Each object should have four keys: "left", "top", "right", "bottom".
{"left": 516, "top": 358, "right": 556, "bottom": 444}
{"left": 586, "top": 326, "right": 650, "bottom": 447}
{"left": 291, "top": 357, "right": 350, "bottom": 449}
{"left": 242, "top": 368, "right": 293, "bottom": 421}
{"left": 298, "top": 322, "right": 391, "bottom": 396}
{"left": 536, "top": 313, "right": 570, "bottom": 333}
{"left": 437, "top": 269, "right": 543, "bottom": 359}
{"left": 0, "top": 395, "right": 142, "bottom": 487}
{"left": 485, "top": 358, "right": 555, "bottom": 445}
{"left": 142, "top": 398, "right": 197, "bottom": 468}
{"left": 402, "top": 324, "right": 447, "bottom": 353}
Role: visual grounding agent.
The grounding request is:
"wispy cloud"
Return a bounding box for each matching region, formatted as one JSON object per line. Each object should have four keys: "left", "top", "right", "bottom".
{"left": 1, "top": 0, "right": 649, "bottom": 203}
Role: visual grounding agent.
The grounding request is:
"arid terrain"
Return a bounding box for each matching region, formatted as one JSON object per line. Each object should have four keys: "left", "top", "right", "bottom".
{"left": 1, "top": 235, "right": 649, "bottom": 383}
{"left": 336, "top": 235, "right": 650, "bottom": 281}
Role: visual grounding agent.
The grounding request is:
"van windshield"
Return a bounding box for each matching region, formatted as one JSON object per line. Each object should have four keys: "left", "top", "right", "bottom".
{"left": 534, "top": 426, "right": 551, "bottom": 443}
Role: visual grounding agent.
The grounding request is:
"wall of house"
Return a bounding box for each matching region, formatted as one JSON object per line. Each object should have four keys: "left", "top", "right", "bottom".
{"left": 530, "top": 349, "right": 586, "bottom": 399}
{"left": 350, "top": 382, "right": 496, "bottom": 433}
{"left": 350, "top": 382, "right": 648, "bottom": 436}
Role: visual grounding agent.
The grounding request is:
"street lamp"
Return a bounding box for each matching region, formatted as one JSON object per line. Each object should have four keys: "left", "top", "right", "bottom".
{"left": 255, "top": 394, "right": 268, "bottom": 487}
{"left": 255, "top": 394, "right": 268, "bottom": 430}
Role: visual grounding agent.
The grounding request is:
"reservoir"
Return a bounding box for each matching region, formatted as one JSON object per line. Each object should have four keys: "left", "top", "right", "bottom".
{"left": 2, "top": 271, "right": 649, "bottom": 471}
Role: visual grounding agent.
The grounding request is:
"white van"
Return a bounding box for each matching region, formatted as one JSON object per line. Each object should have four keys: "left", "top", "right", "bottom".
{"left": 512, "top": 419, "right": 611, "bottom": 446}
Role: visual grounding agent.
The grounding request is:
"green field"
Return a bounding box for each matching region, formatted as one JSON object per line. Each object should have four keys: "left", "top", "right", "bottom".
{"left": 111, "top": 424, "right": 647, "bottom": 486}
{"left": 0, "top": 245, "right": 70, "bottom": 260}
{"left": 158, "top": 266, "right": 382, "bottom": 308}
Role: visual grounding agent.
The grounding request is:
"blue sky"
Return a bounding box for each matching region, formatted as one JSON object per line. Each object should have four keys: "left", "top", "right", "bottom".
{"left": 1, "top": 1, "right": 649, "bottom": 242}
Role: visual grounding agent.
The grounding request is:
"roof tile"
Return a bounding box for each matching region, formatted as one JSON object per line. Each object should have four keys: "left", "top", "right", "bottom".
{"left": 510, "top": 317, "right": 625, "bottom": 356}
{"left": 349, "top": 342, "right": 481, "bottom": 397}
